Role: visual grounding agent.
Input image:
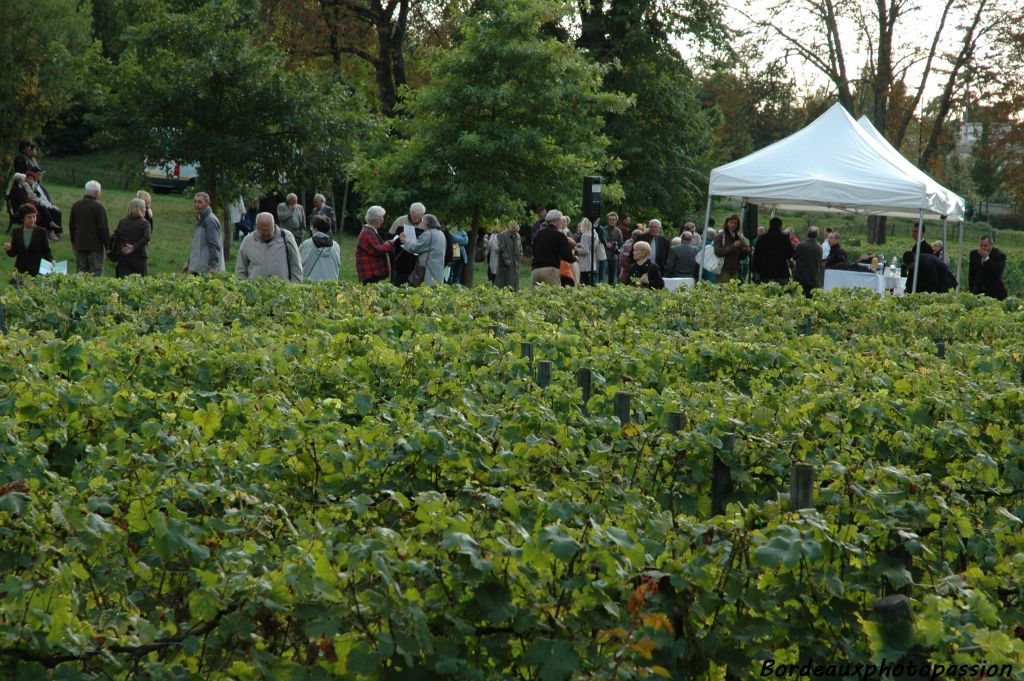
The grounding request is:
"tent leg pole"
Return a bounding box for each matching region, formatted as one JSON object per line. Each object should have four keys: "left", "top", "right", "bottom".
{"left": 697, "top": 194, "right": 713, "bottom": 284}
{"left": 942, "top": 219, "right": 948, "bottom": 264}
{"left": 956, "top": 219, "right": 964, "bottom": 294}
{"left": 912, "top": 209, "right": 925, "bottom": 293}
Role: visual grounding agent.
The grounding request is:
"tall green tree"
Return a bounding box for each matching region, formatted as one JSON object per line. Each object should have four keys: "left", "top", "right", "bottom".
{"left": 100, "top": 0, "right": 375, "bottom": 259}
{"left": 358, "top": 0, "right": 625, "bottom": 285}
{"left": 576, "top": 0, "right": 727, "bottom": 222}
{"left": 970, "top": 116, "right": 1006, "bottom": 215}
{"left": 0, "top": 0, "right": 101, "bottom": 168}
{"left": 698, "top": 51, "right": 803, "bottom": 163}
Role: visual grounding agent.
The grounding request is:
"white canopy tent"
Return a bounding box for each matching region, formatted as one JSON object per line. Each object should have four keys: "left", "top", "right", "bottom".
{"left": 698, "top": 102, "right": 966, "bottom": 291}
{"left": 855, "top": 115, "right": 967, "bottom": 285}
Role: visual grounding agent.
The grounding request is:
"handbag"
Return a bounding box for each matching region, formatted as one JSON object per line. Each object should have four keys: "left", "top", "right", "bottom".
{"left": 696, "top": 244, "right": 724, "bottom": 275}
{"left": 107, "top": 233, "right": 122, "bottom": 262}
{"left": 408, "top": 232, "right": 434, "bottom": 287}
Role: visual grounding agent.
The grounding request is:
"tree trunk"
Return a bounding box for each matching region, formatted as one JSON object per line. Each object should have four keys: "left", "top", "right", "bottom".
{"left": 917, "top": 0, "right": 988, "bottom": 169}
{"left": 462, "top": 205, "right": 481, "bottom": 287}
{"left": 867, "top": 215, "right": 887, "bottom": 245}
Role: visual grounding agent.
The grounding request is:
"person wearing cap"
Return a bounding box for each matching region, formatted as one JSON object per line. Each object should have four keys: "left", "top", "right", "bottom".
{"left": 530, "top": 209, "right": 576, "bottom": 287}
{"left": 69, "top": 181, "right": 110, "bottom": 276}
{"left": 625, "top": 241, "right": 665, "bottom": 289}
{"left": 356, "top": 205, "right": 395, "bottom": 284}
{"left": 300, "top": 214, "right": 341, "bottom": 282}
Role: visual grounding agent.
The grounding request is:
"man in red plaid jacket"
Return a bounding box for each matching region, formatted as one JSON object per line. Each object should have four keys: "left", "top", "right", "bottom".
{"left": 356, "top": 205, "right": 396, "bottom": 284}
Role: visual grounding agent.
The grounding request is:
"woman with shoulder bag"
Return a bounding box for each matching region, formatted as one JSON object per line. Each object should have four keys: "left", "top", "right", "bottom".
{"left": 400, "top": 213, "right": 446, "bottom": 286}
{"left": 713, "top": 214, "right": 750, "bottom": 284}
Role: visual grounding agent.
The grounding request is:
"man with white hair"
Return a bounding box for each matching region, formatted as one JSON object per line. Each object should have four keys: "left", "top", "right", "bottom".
{"left": 636, "top": 218, "right": 670, "bottom": 272}
{"left": 277, "top": 192, "right": 307, "bottom": 240}
{"left": 187, "top": 192, "right": 226, "bottom": 275}
{"left": 309, "top": 193, "right": 336, "bottom": 231}
{"left": 388, "top": 202, "right": 425, "bottom": 285}
{"left": 235, "top": 212, "right": 303, "bottom": 282}
{"left": 69, "top": 180, "right": 109, "bottom": 275}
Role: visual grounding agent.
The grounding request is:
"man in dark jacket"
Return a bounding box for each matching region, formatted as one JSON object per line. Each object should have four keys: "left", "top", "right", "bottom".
{"left": 636, "top": 219, "right": 671, "bottom": 272}
{"left": 968, "top": 235, "right": 1007, "bottom": 300}
{"left": 751, "top": 216, "right": 795, "bottom": 285}
{"left": 904, "top": 250, "right": 957, "bottom": 293}
{"left": 792, "top": 226, "right": 823, "bottom": 296}
{"left": 824, "top": 230, "right": 848, "bottom": 268}
{"left": 69, "top": 181, "right": 109, "bottom": 276}
{"left": 530, "top": 209, "right": 575, "bottom": 287}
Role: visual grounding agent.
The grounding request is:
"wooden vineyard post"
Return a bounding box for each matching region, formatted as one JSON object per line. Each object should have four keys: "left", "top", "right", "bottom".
{"left": 789, "top": 463, "right": 815, "bottom": 510}
{"left": 577, "top": 367, "right": 593, "bottom": 415}
{"left": 872, "top": 595, "right": 918, "bottom": 665}
{"left": 666, "top": 412, "right": 686, "bottom": 435}
{"left": 711, "top": 434, "right": 735, "bottom": 516}
{"left": 614, "top": 392, "right": 631, "bottom": 426}
{"left": 883, "top": 531, "right": 914, "bottom": 597}
{"left": 520, "top": 342, "right": 533, "bottom": 370}
{"left": 537, "top": 360, "right": 552, "bottom": 388}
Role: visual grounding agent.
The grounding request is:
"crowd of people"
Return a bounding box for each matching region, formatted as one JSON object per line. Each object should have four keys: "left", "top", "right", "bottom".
{"left": 1, "top": 144, "right": 1011, "bottom": 299}
{"left": 501, "top": 207, "right": 1008, "bottom": 299}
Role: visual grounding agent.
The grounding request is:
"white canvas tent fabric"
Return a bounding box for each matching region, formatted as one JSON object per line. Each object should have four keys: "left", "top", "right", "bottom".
{"left": 708, "top": 103, "right": 954, "bottom": 220}
{"left": 855, "top": 116, "right": 965, "bottom": 221}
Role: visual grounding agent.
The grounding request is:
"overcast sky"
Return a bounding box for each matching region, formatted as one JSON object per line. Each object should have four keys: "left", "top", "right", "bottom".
{"left": 702, "top": 0, "right": 987, "bottom": 101}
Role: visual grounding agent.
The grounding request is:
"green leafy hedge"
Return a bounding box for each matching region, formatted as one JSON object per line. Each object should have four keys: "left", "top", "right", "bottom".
{"left": 1, "top": 277, "right": 1022, "bottom": 680}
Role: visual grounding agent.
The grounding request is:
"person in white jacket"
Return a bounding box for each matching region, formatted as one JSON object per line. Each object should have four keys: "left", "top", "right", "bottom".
{"left": 299, "top": 215, "right": 340, "bottom": 282}
{"left": 235, "top": 212, "right": 303, "bottom": 282}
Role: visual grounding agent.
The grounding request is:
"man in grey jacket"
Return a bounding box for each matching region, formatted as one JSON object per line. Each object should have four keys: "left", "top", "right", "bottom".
{"left": 235, "top": 212, "right": 303, "bottom": 282}
{"left": 277, "top": 193, "right": 307, "bottom": 240}
{"left": 664, "top": 230, "right": 700, "bottom": 279}
{"left": 187, "top": 192, "right": 226, "bottom": 274}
